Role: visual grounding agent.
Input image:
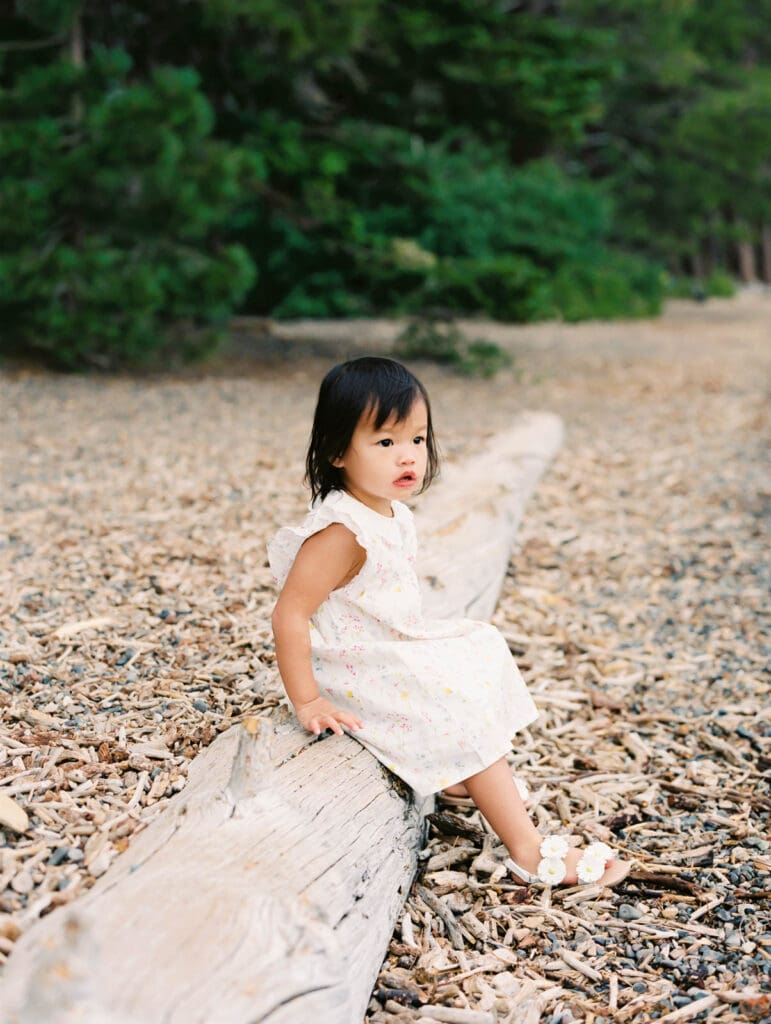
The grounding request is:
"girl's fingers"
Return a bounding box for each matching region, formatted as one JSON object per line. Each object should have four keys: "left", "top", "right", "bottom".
{"left": 307, "top": 711, "right": 364, "bottom": 735}
{"left": 326, "top": 710, "right": 360, "bottom": 732}
{"left": 340, "top": 714, "right": 364, "bottom": 731}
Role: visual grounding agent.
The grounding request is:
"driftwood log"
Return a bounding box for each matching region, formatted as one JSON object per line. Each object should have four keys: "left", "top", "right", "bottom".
{"left": 1, "top": 411, "right": 563, "bottom": 1024}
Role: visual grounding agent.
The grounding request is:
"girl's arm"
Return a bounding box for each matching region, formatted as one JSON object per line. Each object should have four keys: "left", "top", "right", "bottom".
{"left": 271, "top": 523, "right": 365, "bottom": 736}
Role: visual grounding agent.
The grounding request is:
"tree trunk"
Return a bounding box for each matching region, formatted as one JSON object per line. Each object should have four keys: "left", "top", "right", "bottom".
{"left": 759, "top": 223, "right": 771, "bottom": 284}
{"left": 689, "top": 247, "right": 705, "bottom": 279}
{"left": 707, "top": 213, "right": 726, "bottom": 274}
{"left": 735, "top": 221, "right": 757, "bottom": 282}
{"left": 68, "top": 6, "right": 84, "bottom": 124}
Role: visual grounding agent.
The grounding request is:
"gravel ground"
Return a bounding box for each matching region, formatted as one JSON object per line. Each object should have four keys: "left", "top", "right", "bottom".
{"left": 1, "top": 288, "right": 769, "bottom": 1021}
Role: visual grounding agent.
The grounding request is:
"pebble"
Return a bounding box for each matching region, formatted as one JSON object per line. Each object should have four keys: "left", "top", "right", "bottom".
{"left": 745, "top": 837, "right": 769, "bottom": 851}
{"left": 618, "top": 903, "right": 644, "bottom": 921}
{"left": 700, "top": 949, "right": 723, "bottom": 962}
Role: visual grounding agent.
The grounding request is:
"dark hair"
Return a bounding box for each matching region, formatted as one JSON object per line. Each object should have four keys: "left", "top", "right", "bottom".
{"left": 305, "top": 356, "right": 440, "bottom": 501}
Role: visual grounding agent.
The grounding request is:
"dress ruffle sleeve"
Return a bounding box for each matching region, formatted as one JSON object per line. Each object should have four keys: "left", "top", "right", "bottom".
{"left": 267, "top": 491, "right": 370, "bottom": 588}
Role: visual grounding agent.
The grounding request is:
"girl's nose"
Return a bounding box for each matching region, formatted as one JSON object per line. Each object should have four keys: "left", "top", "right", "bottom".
{"left": 399, "top": 446, "right": 416, "bottom": 463}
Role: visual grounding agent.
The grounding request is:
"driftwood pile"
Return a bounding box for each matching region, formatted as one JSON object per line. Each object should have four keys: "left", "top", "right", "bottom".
{"left": 363, "top": 327, "right": 770, "bottom": 1022}
{"left": 2, "top": 294, "right": 770, "bottom": 1023}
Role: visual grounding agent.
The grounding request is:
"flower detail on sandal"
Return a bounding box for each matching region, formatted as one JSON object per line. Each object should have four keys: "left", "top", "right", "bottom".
{"left": 536, "top": 835, "right": 570, "bottom": 883}
{"left": 576, "top": 854, "right": 605, "bottom": 883}
{"left": 507, "top": 836, "right": 618, "bottom": 887}
{"left": 585, "top": 841, "right": 613, "bottom": 862}
{"left": 576, "top": 841, "right": 615, "bottom": 883}
{"left": 536, "top": 856, "right": 568, "bottom": 885}
{"left": 539, "top": 835, "right": 570, "bottom": 860}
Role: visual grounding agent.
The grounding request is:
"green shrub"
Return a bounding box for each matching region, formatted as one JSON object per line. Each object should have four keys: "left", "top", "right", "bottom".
{"left": 394, "top": 317, "right": 511, "bottom": 378}
{"left": 415, "top": 254, "right": 554, "bottom": 322}
{"left": 662, "top": 271, "right": 736, "bottom": 301}
{"left": 705, "top": 270, "right": 736, "bottom": 297}
{"left": 244, "top": 125, "right": 665, "bottom": 324}
{"left": 547, "top": 250, "right": 663, "bottom": 320}
{"left": 662, "top": 274, "right": 697, "bottom": 298}
{"left": 0, "top": 49, "right": 259, "bottom": 370}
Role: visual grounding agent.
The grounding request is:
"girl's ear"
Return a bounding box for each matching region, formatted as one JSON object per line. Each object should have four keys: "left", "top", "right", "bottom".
{"left": 331, "top": 455, "right": 344, "bottom": 468}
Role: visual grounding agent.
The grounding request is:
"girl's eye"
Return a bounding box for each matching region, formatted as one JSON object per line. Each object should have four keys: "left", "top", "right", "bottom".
{"left": 413, "top": 436, "right": 425, "bottom": 445}
{"left": 377, "top": 439, "right": 393, "bottom": 447}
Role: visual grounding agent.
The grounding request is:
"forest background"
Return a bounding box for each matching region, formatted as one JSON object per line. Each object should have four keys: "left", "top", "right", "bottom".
{"left": 1, "top": 0, "right": 769, "bottom": 370}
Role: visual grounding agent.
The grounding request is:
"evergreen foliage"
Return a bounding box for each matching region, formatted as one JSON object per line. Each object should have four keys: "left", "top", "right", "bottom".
{"left": 1, "top": 1, "right": 767, "bottom": 368}
{"left": 564, "top": 0, "right": 771, "bottom": 274}
{"left": 1, "top": 21, "right": 259, "bottom": 368}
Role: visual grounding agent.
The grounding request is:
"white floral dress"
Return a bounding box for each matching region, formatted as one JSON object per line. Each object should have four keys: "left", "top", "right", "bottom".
{"left": 267, "top": 489, "right": 540, "bottom": 800}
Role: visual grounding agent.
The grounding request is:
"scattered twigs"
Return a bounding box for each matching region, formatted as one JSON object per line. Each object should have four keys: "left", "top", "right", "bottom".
{"left": 2, "top": 296, "right": 769, "bottom": 1024}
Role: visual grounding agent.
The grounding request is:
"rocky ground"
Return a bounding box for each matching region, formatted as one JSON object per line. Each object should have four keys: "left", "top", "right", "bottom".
{"left": 1, "top": 288, "right": 769, "bottom": 1021}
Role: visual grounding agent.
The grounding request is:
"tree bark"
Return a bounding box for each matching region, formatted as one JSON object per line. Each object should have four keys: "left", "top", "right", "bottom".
{"left": 759, "top": 223, "right": 771, "bottom": 283}
{"left": 735, "top": 221, "right": 757, "bottom": 282}
{"left": 68, "top": 5, "right": 84, "bottom": 124}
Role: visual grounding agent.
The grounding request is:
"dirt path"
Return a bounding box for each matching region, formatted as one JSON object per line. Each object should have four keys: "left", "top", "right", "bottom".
{"left": 1, "top": 289, "right": 769, "bottom": 1020}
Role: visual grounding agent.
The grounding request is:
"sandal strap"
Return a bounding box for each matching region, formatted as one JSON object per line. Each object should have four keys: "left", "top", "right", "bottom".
{"left": 505, "top": 857, "right": 535, "bottom": 884}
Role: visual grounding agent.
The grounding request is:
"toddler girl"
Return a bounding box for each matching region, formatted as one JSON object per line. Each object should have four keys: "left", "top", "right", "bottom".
{"left": 269, "top": 356, "right": 631, "bottom": 889}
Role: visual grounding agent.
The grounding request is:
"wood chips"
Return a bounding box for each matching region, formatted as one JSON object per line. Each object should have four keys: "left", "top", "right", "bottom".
{"left": 2, "top": 289, "right": 770, "bottom": 1022}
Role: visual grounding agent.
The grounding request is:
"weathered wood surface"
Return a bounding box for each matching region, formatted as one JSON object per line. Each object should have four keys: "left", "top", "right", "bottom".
{"left": 417, "top": 411, "right": 565, "bottom": 620}
{"left": 1, "top": 412, "right": 563, "bottom": 1024}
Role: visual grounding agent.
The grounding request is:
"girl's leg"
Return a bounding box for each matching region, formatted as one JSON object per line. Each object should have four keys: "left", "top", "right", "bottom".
{"left": 462, "top": 757, "right": 628, "bottom": 885}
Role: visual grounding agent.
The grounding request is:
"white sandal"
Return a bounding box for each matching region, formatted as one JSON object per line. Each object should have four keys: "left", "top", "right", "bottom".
{"left": 506, "top": 836, "right": 628, "bottom": 888}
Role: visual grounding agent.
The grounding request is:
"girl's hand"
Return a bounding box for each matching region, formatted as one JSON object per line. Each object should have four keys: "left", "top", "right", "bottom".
{"left": 294, "top": 696, "right": 364, "bottom": 737}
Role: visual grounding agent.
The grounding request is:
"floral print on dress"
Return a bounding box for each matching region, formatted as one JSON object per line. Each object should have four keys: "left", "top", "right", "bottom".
{"left": 268, "top": 489, "right": 540, "bottom": 800}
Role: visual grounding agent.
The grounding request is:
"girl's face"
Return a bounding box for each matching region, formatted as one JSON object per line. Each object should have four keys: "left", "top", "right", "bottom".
{"left": 333, "top": 398, "right": 429, "bottom": 516}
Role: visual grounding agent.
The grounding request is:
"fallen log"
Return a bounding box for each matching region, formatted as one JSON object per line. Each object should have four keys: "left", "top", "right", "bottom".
{"left": 1, "top": 411, "right": 563, "bottom": 1024}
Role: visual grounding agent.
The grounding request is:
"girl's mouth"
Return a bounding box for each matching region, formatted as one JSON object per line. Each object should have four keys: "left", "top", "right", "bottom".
{"left": 394, "top": 472, "right": 416, "bottom": 487}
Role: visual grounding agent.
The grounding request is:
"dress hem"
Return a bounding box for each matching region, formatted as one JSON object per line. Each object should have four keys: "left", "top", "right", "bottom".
{"left": 361, "top": 706, "right": 541, "bottom": 803}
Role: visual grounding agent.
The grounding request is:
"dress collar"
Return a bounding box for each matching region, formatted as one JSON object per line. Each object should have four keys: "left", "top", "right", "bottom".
{"left": 315, "top": 489, "right": 404, "bottom": 532}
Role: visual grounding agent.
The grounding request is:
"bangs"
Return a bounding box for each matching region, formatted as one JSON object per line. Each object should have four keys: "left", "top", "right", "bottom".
{"left": 367, "top": 383, "right": 424, "bottom": 429}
